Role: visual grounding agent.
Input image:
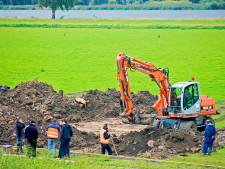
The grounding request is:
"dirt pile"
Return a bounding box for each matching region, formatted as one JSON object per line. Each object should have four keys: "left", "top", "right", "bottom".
{"left": 113, "top": 127, "right": 203, "bottom": 158}
{"left": 132, "top": 91, "right": 157, "bottom": 114}
{"left": 2, "top": 80, "right": 224, "bottom": 158}
{"left": 69, "top": 89, "right": 157, "bottom": 122}
{"left": 0, "top": 81, "right": 157, "bottom": 149}
{"left": 68, "top": 89, "right": 121, "bottom": 122}
{"left": 0, "top": 81, "right": 98, "bottom": 147}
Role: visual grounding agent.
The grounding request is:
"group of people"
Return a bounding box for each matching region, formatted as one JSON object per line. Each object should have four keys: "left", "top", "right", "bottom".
{"left": 15, "top": 118, "right": 73, "bottom": 158}
{"left": 15, "top": 117, "right": 216, "bottom": 158}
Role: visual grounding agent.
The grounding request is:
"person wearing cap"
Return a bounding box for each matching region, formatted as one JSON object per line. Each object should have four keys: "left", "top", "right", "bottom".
{"left": 99, "top": 123, "right": 112, "bottom": 155}
{"left": 25, "top": 121, "right": 39, "bottom": 158}
{"left": 202, "top": 119, "right": 216, "bottom": 155}
{"left": 46, "top": 120, "right": 60, "bottom": 158}
{"left": 15, "top": 118, "right": 25, "bottom": 153}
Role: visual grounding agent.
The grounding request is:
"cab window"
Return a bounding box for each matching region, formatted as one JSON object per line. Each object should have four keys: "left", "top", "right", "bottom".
{"left": 183, "top": 84, "right": 199, "bottom": 110}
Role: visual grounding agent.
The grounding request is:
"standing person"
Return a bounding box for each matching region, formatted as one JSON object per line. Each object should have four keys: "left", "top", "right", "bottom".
{"left": 58, "top": 120, "right": 73, "bottom": 158}
{"left": 99, "top": 123, "right": 112, "bottom": 155}
{"left": 25, "top": 121, "right": 39, "bottom": 158}
{"left": 15, "top": 118, "right": 25, "bottom": 153}
{"left": 202, "top": 119, "right": 216, "bottom": 156}
{"left": 46, "top": 120, "right": 60, "bottom": 158}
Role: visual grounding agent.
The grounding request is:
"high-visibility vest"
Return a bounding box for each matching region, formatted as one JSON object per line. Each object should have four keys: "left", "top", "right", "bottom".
{"left": 99, "top": 129, "right": 109, "bottom": 144}
{"left": 47, "top": 128, "right": 59, "bottom": 139}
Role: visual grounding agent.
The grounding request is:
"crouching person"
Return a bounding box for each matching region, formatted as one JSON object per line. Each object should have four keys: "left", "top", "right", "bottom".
{"left": 46, "top": 120, "right": 60, "bottom": 158}
{"left": 25, "top": 121, "right": 38, "bottom": 158}
{"left": 100, "top": 124, "right": 112, "bottom": 155}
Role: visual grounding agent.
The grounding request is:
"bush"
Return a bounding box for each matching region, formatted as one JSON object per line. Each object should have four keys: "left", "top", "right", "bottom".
{"left": 207, "top": 1, "right": 225, "bottom": 9}
{"left": 189, "top": 0, "right": 201, "bottom": 3}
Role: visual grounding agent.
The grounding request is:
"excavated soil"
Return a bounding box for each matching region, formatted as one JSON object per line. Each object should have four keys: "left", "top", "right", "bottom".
{"left": 0, "top": 81, "right": 225, "bottom": 158}
{"left": 0, "top": 81, "right": 156, "bottom": 149}
{"left": 113, "top": 127, "right": 202, "bottom": 158}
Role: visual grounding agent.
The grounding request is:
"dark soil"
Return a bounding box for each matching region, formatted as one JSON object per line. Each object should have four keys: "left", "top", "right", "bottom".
{"left": 0, "top": 81, "right": 156, "bottom": 149}
{"left": 113, "top": 127, "right": 203, "bottom": 158}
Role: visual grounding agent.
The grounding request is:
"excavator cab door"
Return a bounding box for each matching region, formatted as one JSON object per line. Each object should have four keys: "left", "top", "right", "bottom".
{"left": 169, "top": 87, "right": 182, "bottom": 114}
{"left": 169, "top": 82, "right": 201, "bottom": 117}
{"left": 182, "top": 83, "right": 201, "bottom": 116}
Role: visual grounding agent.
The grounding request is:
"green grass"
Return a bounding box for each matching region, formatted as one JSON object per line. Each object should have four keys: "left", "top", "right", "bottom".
{"left": 0, "top": 19, "right": 225, "bottom": 29}
{"left": 1, "top": 148, "right": 225, "bottom": 169}
{"left": 169, "top": 148, "right": 225, "bottom": 168}
{"left": 213, "top": 100, "right": 225, "bottom": 128}
{"left": 0, "top": 19, "right": 224, "bottom": 101}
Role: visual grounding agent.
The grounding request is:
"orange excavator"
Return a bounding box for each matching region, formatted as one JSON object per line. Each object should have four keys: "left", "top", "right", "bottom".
{"left": 116, "top": 52, "right": 217, "bottom": 130}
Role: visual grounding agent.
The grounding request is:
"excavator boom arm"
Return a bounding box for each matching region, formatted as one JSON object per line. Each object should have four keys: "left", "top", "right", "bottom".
{"left": 116, "top": 52, "right": 171, "bottom": 121}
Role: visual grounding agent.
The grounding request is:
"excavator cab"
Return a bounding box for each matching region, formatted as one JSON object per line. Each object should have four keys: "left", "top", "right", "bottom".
{"left": 169, "top": 82, "right": 201, "bottom": 117}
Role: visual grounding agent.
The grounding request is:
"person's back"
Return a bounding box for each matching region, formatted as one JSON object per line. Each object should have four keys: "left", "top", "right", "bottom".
{"left": 25, "top": 124, "right": 38, "bottom": 143}
{"left": 61, "top": 123, "right": 73, "bottom": 140}
{"left": 15, "top": 119, "right": 25, "bottom": 153}
{"left": 25, "top": 121, "right": 38, "bottom": 158}
{"left": 47, "top": 122, "right": 60, "bottom": 158}
{"left": 59, "top": 121, "right": 73, "bottom": 158}
{"left": 205, "top": 123, "right": 216, "bottom": 142}
{"left": 47, "top": 122, "right": 60, "bottom": 139}
{"left": 16, "top": 120, "right": 25, "bottom": 138}
{"left": 202, "top": 121, "right": 216, "bottom": 155}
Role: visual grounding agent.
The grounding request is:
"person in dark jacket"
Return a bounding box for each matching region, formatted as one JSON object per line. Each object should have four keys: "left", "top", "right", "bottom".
{"left": 58, "top": 120, "right": 73, "bottom": 158}
{"left": 15, "top": 118, "right": 25, "bottom": 153}
{"left": 99, "top": 123, "right": 112, "bottom": 155}
{"left": 202, "top": 120, "right": 216, "bottom": 155}
{"left": 25, "top": 121, "right": 39, "bottom": 158}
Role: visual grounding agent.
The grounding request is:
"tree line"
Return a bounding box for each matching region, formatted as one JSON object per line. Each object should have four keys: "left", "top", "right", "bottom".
{"left": 0, "top": 0, "right": 211, "bottom": 6}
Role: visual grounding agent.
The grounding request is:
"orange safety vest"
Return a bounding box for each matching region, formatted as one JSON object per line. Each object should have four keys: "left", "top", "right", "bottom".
{"left": 99, "top": 129, "right": 109, "bottom": 145}
{"left": 47, "top": 128, "right": 59, "bottom": 139}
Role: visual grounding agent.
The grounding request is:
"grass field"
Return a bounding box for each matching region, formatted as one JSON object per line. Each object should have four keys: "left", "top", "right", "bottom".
{"left": 0, "top": 19, "right": 224, "bottom": 101}
{"left": 1, "top": 148, "right": 225, "bottom": 169}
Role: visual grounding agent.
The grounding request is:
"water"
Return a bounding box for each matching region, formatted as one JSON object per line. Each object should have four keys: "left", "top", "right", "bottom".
{"left": 0, "top": 10, "right": 225, "bottom": 19}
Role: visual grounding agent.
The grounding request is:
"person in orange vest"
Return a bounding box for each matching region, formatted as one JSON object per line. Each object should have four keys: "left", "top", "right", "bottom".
{"left": 46, "top": 120, "right": 60, "bottom": 158}
{"left": 100, "top": 123, "right": 112, "bottom": 155}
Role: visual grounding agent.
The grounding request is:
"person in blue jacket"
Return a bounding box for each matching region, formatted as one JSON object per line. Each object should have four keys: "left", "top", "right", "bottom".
{"left": 15, "top": 118, "right": 25, "bottom": 153}
{"left": 202, "top": 119, "right": 216, "bottom": 155}
{"left": 58, "top": 119, "right": 73, "bottom": 158}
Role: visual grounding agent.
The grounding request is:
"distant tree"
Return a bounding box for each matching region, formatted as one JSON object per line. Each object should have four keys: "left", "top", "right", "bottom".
{"left": 38, "top": 0, "right": 76, "bottom": 19}
{"left": 189, "top": 0, "right": 201, "bottom": 3}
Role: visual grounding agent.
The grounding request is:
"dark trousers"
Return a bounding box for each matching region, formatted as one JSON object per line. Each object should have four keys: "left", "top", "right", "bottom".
{"left": 101, "top": 144, "right": 112, "bottom": 155}
{"left": 59, "top": 138, "right": 70, "bottom": 158}
{"left": 202, "top": 140, "right": 214, "bottom": 155}
{"left": 17, "top": 136, "right": 23, "bottom": 153}
{"left": 27, "top": 140, "right": 37, "bottom": 158}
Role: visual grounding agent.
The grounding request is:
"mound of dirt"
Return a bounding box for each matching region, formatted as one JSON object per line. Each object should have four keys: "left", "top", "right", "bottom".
{"left": 113, "top": 127, "right": 202, "bottom": 158}
{"left": 68, "top": 89, "right": 122, "bottom": 122}
{"left": 132, "top": 91, "right": 157, "bottom": 114}
{"left": 0, "top": 81, "right": 98, "bottom": 147}
{"left": 2, "top": 80, "right": 224, "bottom": 158}
{"left": 0, "top": 81, "right": 157, "bottom": 149}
